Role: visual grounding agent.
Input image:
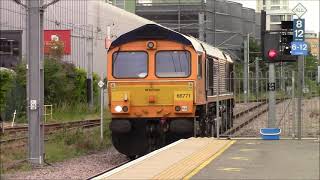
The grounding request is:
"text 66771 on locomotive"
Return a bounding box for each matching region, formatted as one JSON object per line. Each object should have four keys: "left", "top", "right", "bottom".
{"left": 107, "top": 24, "right": 234, "bottom": 158}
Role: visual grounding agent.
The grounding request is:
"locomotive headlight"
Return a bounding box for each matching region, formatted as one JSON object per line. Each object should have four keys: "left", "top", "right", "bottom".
{"left": 147, "top": 41, "right": 154, "bottom": 49}
{"left": 122, "top": 106, "right": 129, "bottom": 112}
{"left": 146, "top": 41, "right": 156, "bottom": 49}
{"left": 115, "top": 106, "right": 122, "bottom": 112}
{"left": 181, "top": 106, "right": 188, "bottom": 112}
{"left": 175, "top": 106, "right": 181, "bottom": 112}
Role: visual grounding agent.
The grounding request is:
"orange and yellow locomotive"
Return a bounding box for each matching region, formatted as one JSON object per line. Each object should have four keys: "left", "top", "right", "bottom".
{"left": 107, "top": 24, "right": 234, "bottom": 157}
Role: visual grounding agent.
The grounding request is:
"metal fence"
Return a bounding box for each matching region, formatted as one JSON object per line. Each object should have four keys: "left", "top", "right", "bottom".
{"left": 222, "top": 69, "right": 319, "bottom": 138}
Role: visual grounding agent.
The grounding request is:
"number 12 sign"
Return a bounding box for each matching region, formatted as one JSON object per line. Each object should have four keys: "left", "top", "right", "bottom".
{"left": 293, "top": 19, "right": 305, "bottom": 41}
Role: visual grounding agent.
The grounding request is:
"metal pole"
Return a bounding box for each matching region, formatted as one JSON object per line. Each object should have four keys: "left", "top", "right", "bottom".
{"left": 198, "top": 12, "right": 205, "bottom": 41}
{"left": 318, "top": 64, "right": 320, "bottom": 84}
{"left": 302, "top": 56, "right": 305, "bottom": 88}
{"left": 87, "top": 25, "right": 93, "bottom": 108}
{"left": 27, "top": 0, "right": 44, "bottom": 165}
{"left": 247, "top": 34, "right": 250, "bottom": 98}
{"left": 280, "top": 62, "right": 284, "bottom": 91}
{"left": 178, "top": 0, "right": 181, "bottom": 32}
{"left": 213, "top": 0, "right": 216, "bottom": 46}
{"left": 268, "top": 63, "right": 276, "bottom": 128}
{"left": 297, "top": 56, "right": 303, "bottom": 139}
{"left": 100, "top": 79, "right": 104, "bottom": 141}
{"left": 317, "top": 48, "right": 320, "bottom": 83}
{"left": 243, "top": 38, "right": 248, "bottom": 103}
{"left": 291, "top": 71, "right": 296, "bottom": 138}
{"left": 40, "top": 1, "right": 45, "bottom": 161}
{"left": 255, "top": 57, "right": 259, "bottom": 98}
{"left": 91, "top": 25, "right": 94, "bottom": 107}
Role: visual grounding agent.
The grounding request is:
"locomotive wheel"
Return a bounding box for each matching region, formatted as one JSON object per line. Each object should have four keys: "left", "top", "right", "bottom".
{"left": 111, "top": 120, "right": 149, "bottom": 157}
{"left": 165, "top": 118, "right": 194, "bottom": 143}
{"left": 170, "top": 119, "right": 194, "bottom": 134}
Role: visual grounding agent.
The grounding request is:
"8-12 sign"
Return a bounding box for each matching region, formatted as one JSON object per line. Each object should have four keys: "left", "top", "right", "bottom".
{"left": 291, "top": 41, "right": 308, "bottom": 55}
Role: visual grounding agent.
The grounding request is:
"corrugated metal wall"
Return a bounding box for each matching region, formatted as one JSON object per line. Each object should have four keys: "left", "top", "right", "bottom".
{"left": 1, "top": 0, "right": 151, "bottom": 75}
{"left": 45, "top": 0, "right": 88, "bottom": 68}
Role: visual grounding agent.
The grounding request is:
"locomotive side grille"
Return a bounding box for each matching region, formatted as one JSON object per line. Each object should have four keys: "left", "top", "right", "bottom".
{"left": 219, "top": 61, "right": 226, "bottom": 93}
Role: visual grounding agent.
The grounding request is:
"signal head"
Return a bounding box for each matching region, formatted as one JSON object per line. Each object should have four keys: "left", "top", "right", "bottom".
{"left": 268, "top": 49, "right": 278, "bottom": 60}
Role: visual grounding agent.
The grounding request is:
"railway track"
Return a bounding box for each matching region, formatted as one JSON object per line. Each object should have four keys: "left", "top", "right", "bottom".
{"left": 1, "top": 119, "right": 101, "bottom": 134}
{"left": 224, "top": 99, "right": 285, "bottom": 136}
{"left": 0, "top": 119, "right": 102, "bottom": 145}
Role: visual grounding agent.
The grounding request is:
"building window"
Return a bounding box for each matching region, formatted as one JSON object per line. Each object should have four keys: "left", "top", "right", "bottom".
{"left": 270, "top": 24, "right": 281, "bottom": 30}
{"left": 270, "top": 6, "right": 280, "bottom": 10}
{"left": 270, "top": 15, "right": 281, "bottom": 22}
{"left": 114, "top": 0, "right": 125, "bottom": 9}
{"left": 271, "top": 0, "right": 280, "bottom": 5}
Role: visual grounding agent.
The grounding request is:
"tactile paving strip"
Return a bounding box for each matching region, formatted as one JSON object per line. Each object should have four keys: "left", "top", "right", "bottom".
{"left": 97, "top": 138, "right": 234, "bottom": 179}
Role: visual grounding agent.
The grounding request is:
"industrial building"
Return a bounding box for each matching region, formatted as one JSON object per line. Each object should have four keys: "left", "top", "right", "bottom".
{"left": 0, "top": 0, "right": 151, "bottom": 75}
{"left": 1, "top": 0, "right": 264, "bottom": 73}
{"left": 135, "top": 0, "right": 262, "bottom": 60}
{"left": 256, "top": 0, "right": 293, "bottom": 30}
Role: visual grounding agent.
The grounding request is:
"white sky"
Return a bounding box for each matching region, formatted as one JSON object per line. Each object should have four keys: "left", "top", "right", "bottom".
{"left": 230, "top": 0, "right": 320, "bottom": 33}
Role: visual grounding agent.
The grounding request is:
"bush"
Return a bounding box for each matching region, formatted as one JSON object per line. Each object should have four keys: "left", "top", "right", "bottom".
{"left": 2, "top": 58, "right": 99, "bottom": 122}
{"left": 0, "top": 68, "right": 15, "bottom": 116}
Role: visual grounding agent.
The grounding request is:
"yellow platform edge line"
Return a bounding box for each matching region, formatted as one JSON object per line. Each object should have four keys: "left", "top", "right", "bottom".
{"left": 183, "top": 140, "right": 236, "bottom": 180}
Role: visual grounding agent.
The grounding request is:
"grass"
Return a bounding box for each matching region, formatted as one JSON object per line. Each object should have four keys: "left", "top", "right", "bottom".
{"left": 0, "top": 118, "right": 112, "bottom": 174}
{"left": 47, "top": 103, "right": 101, "bottom": 123}
{"left": 13, "top": 103, "right": 111, "bottom": 124}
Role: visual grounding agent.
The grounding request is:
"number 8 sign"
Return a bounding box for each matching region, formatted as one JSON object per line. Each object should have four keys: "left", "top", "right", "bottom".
{"left": 293, "top": 19, "right": 305, "bottom": 41}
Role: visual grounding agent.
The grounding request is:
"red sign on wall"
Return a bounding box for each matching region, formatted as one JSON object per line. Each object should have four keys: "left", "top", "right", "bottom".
{"left": 44, "top": 30, "right": 71, "bottom": 54}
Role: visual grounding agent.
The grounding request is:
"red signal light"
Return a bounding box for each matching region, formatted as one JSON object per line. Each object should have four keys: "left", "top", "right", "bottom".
{"left": 268, "top": 49, "right": 278, "bottom": 60}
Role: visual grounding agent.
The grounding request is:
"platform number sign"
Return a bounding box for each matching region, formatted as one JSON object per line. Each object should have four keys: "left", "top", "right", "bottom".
{"left": 291, "top": 41, "right": 308, "bottom": 55}
{"left": 293, "top": 19, "right": 305, "bottom": 41}
{"left": 291, "top": 18, "right": 308, "bottom": 56}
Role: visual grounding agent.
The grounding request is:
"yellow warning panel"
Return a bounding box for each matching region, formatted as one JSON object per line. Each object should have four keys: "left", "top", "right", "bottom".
{"left": 230, "top": 157, "right": 249, "bottom": 161}
{"left": 217, "top": 167, "right": 242, "bottom": 172}
{"left": 240, "top": 149, "right": 256, "bottom": 152}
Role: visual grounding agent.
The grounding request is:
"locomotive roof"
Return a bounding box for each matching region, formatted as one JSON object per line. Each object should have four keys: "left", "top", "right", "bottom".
{"left": 110, "top": 24, "right": 233, "bottom": 63}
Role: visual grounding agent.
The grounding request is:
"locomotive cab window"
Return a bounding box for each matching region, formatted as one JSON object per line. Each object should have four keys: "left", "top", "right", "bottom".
{"left": 112, "top": 51, "right": 148, "bottom": 78}
{"left": 197, "top": 54, "right": 202, "bottom": 79}
{"left": 155, "top": 51, "right": 191, "bottom": 78}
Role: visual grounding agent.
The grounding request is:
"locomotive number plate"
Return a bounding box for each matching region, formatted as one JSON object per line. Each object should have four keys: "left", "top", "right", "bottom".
{"left": 174, "top": 91, "right": 193, "bottom": 101}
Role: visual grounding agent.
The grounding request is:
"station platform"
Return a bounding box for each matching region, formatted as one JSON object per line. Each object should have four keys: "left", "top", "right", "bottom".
{"left": 93, "top": 138, "right": 319, "bottom": 180}
{"left": 93, "top": 138, "right": 234, "bottom": 179}
{"left": 192, "top": 139, "right": 319, "bottom": 180}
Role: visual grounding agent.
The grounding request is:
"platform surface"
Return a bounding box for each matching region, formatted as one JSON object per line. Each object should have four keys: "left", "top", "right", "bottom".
{"left": 192, "top": 139, "right": 320, "bottom": 180}
{"left": 94, "top": 138, "right": 234, "bottom": 179}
